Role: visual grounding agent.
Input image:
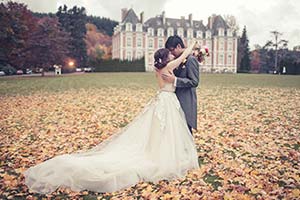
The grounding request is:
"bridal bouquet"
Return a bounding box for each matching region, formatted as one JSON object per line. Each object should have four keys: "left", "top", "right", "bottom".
{"left": 194, "top": 46, "right": 210, "bottom": 63}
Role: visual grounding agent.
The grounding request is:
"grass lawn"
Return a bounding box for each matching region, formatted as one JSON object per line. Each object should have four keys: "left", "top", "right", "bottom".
{"left": 0, "top": 73, "right": 299, "bottom": 199}
{"left": 0, "top": 73, "right": 299, "bottom": 96}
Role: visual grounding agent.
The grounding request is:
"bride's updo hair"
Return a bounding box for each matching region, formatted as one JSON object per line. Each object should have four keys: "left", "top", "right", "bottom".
{"left": 154, "top": 48, "right": 170, "bottom": 69}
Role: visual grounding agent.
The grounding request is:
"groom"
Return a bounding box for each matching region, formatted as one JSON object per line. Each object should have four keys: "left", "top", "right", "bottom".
{"left": 162, "top": 35, "right": 199, "bottom": 134}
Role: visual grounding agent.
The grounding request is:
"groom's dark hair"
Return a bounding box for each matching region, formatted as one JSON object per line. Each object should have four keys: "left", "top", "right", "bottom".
{"left": 165, "top": 35, "right": 185, "bottom": 49}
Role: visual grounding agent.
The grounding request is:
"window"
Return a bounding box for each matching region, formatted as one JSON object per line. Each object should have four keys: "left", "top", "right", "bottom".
{"left": 137, "top": 51, "right": 143, "bottom": 59}
{"left": 227, "top": 29, "right": 233, "bottom": 37}
{"left": 158, "top": 39, "right": 164, "bottom": 48}
{"left": 228, "top": 41, "right": 232, "bottom": 51}
{"left": 167, "top": 27, "right": 174, "bottom": 37}
{"left": 137, "top": 37, "right": 142, "bottom": 47}
{"left": 187, "top": 29, "right": 193, "bottom": 38}
{"left": 157, "top": 28, "right": 164, "bottom": 37}
{"left": 206, "top": 41, "right": 211, "bottom": 49}
{"left": 136, "top": 23, "right": 142, "bottom": 32}
{"left": 196, "top": 31, "right": 202, "bottom": 38}
{"left": 206, "top": 31, "right": 211, "bottom": 39}
{"left": 218, "top": 28, "right": 224, "bottom": 36}
{"left": 228, "top": 54, "right": 232, "bottom": 65}
{"left": 219, "top": 54, "right": 224, "bottom": 65}
{"left": 219, "top": 41, "right": 224, "bottom": 51}
{"left": 126, "top": 51, "right": 132, "bottom": 61}
{"left": 148, "top": 28, "right": 154, "bottom": 36}
{"left": 149, "top": 38, "right": 154, "bottom": 48}
{"left": 126, "top": 23, "right": 132, "bottom": 31}
{"left": 126, "top": 37, "right": 132, "bottom": 47}
{"left": 177, "top": 28, "right": 184, "bottom": 38}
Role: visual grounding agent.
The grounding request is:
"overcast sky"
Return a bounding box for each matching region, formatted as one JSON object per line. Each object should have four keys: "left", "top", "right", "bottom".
{"left": 12, "top": 0, "right": 300, "bottom": 49}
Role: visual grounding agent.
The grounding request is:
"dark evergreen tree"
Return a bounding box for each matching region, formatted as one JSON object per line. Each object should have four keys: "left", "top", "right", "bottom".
{"left": 32, "top": 12, "right": 56, "bottom": 18}
{"left": 238, "top": 26, "right": 251, "bottom": 73}
{"left": 56, "top": 5, "right": 87, "bottom": 67}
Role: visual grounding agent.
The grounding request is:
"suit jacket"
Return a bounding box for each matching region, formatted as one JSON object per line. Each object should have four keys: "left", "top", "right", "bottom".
{"left": 174, "top": 55, "right": 199, "bottom": 129}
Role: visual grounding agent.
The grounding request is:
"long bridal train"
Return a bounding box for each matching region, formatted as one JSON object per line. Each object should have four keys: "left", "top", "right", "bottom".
{"left": 23, "top": 84, "right": 199, "bottom": 194}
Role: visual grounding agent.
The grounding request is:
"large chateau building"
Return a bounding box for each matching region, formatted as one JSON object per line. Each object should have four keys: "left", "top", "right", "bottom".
{"left": 112, "top": 8, "right": 238, "bottom": 73}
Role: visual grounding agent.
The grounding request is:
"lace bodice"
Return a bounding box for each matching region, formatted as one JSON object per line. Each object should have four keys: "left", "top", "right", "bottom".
{"left": 160, "top": 83, "right": 176, "bottom": 92}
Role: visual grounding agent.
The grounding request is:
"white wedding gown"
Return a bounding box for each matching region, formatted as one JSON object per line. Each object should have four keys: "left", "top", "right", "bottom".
{"left": 23, "top": 84, "right": 199, "bottom": 194}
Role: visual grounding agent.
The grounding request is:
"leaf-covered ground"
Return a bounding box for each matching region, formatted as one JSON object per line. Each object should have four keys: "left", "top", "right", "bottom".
{"left": 0, "top": 73, "right": 300, "bottom": 199}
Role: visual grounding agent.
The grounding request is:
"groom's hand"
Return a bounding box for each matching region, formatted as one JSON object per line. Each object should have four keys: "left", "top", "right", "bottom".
{"left": 161, "top": 71, "right": 176, "bottom": 83}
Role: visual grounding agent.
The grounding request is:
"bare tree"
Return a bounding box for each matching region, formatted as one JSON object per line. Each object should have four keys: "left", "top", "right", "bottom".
{"left": 265, "top": 31, "right": 288, "bottom": 73}
{"left": 223, "top": 15, "right": 239, "bottom": 34}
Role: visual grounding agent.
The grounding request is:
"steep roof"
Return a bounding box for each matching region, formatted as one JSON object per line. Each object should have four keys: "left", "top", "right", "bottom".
{"left": 122, "top": 8, "right": 139, "bottom": 24}
{"left": 119, "top": 9, "right": 233, "bottom": 37}
{"left": 144, "top": 16, "right": 206, "bottom": 37}
{"left": 209, "top": 15, "right": 230, "bottom": 35}
{"left": 145, "top": 16, "right": 205, "bottom": 30}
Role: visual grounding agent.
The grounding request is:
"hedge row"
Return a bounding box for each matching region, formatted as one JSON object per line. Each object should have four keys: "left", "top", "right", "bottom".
{"left": 93, "top": 58, "right": 145, "bottom": 72}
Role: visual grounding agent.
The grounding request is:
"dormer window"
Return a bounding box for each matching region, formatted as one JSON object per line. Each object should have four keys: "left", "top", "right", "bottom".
{"left": 148, "top": 28, "right": 154, "bottom": 36}
{"left": 206, "top": 30, "right": 211, "bottom": 39}
{"left": 177, "top": 28, "right": 184, "bottom": 38}
{"left": 157, "top": 28, "right": 164, "bottom": 37}
{"left": 196, "top": 31, "right": 202, "bottom": 38}
{"left": 126, "top": 23, "right": 132, "bottom": 31}
{"left": 167, "top": 27, "right": 174, "bottom": 37}
{"left": 218, "top": 28, "right": 224, "bottom": 36}
{"left": 136, "top": 23, "right": 142, "bottom": 32}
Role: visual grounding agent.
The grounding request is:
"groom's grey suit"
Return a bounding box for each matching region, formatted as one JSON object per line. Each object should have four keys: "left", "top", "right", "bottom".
{"left": 174, "top": 55, "right": 199, "bottom": 132}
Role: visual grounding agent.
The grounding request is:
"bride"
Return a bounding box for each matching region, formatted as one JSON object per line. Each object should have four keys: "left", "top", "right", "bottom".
{"left": 23, "top": 41, "right": 200, "bottom": 194}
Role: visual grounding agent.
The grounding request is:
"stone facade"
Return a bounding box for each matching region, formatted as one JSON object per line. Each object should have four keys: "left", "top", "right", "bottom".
{"left": 112, "top": 8, "right": 238, "bottom": 73}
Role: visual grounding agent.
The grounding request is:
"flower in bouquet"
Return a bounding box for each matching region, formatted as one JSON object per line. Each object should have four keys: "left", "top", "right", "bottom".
{"left": 194, "top": 46, "right": 209, "bottom": 63}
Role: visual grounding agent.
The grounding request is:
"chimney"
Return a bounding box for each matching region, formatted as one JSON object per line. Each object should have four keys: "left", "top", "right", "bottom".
{"left": 140, "top": 11, "right": 144, "bottom": 24}
{"left": 208, "top": 14, "right": 216, "bottom": 29}
{"left": 162, "top": 11, "right": 166, "bottom": 24}
{"left": 188, "top": 14, "right": 193, "bottom": 26}
{"left": 121, "top": 8, "right": 128, "bottom": 22}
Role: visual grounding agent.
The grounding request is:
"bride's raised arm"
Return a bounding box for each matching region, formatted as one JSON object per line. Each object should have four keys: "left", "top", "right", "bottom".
{"left": 166, "top": 40, "right": 197, "bottom": 71}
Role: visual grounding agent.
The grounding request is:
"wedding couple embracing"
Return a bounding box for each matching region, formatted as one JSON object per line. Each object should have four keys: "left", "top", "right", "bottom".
{"left": 24, "top": 35, "right": 202, "bottom": 194}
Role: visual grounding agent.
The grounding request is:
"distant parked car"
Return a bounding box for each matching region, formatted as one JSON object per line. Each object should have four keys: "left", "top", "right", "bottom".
{"left": 84, "top": 67, "right": 92, "bottom": 72}
{"left": 26, "top": 69, "right": 32, "bottom": 74}
{"left": 76, "top": 68, "right": 82, "bottom": 72}
{"left": 0, "top": 71, "right": 5, "bottom": 76}
{"left": 16, "top": 70, "right": 23, "bottom": 75}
